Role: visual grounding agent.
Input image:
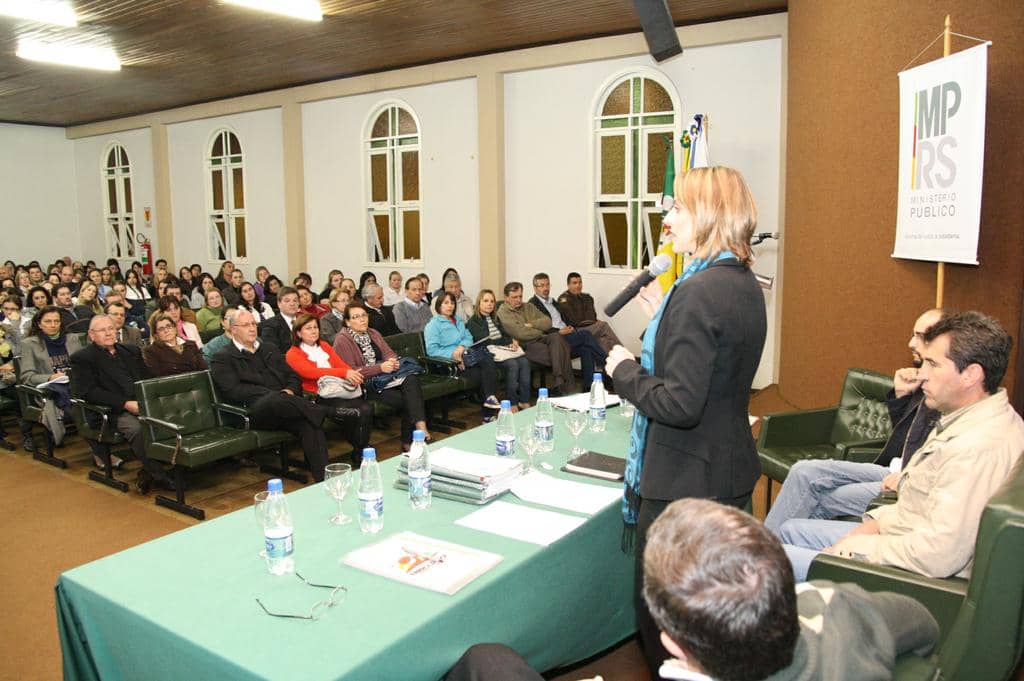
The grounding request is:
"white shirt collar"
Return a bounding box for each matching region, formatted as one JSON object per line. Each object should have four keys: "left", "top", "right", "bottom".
{"left": 232, "top": 338, "right": 261, "bottom": 354}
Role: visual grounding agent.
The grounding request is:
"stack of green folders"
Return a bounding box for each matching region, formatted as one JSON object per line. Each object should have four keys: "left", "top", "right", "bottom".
{"left": 394, "top": 446, "right": 524, "bottom": 505}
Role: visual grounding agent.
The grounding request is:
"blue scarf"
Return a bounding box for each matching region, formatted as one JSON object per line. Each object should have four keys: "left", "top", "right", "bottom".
{"left": 622, "top": 251, "right": 737, "bottom": 546}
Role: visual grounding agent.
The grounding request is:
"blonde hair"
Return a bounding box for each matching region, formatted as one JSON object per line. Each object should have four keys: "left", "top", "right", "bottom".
{"left": 674, "top": 166, "right": 758, "bottom": 266}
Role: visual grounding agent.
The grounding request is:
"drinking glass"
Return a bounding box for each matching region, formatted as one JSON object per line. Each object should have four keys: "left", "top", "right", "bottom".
{"left": 517, "top": 425, "right": 540, "bottom": 472}
{"left": 324, "top": 463, "right": 352, "bottom": 525}
{"left": 564, "top": 410, "right": 587, "bottom": 461}
{"left": 253, "top": 491, "right": 270, "bottom": 558}
{"left": 619, "top": 398, "right": 635, "bottom": 419}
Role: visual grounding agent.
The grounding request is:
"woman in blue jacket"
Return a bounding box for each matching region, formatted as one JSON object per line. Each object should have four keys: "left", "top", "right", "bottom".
{"left": 424, "top": 292, "right": 502, "bottom": 421}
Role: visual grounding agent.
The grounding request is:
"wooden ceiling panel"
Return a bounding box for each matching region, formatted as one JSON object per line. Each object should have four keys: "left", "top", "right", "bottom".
{"left": 0, "top": 0, "right": 785, "bottom": 126}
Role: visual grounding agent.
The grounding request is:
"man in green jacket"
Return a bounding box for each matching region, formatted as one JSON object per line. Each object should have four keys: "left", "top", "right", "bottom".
{"left": 496, "top": 282, "right": 574, "bottom": 394}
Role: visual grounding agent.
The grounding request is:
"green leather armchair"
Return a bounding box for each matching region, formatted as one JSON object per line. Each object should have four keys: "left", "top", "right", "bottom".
{"left": 12, "top": 356, "right": 66, "bottom": 468}
{"left": 0, "top": 389, "right": 18, "bottom": 451}
{"left": 808, "top": 459, "right": 1024, "bottom": 680}
{"left": 387, "top": 331, "right": 479, "bottom": 432}
{"left": 758, "top": 368, "right": 894, "bottom": 500}
{"left": 69, "top": 371, "right": 131, "bottom": 493}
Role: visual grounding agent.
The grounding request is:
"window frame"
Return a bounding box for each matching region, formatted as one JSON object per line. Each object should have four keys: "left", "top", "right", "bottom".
{"left": 100, "top": 142, "right": 136, "bottom": 260}
{"left": 204, "top": 127, "right": 248, "bottom": 264}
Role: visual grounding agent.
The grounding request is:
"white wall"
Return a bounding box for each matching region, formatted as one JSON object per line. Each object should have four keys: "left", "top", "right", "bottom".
{"left": 167, "top": 108, "right": 287, "bottom": 280}
{"left": 504, "top": 38, "right": 783, "bottom": 386}
{"left": 0, "top": 123, "right": 78, "bottom": 263}
{"left": 72, "top": 127, "right": 155, "bottom": 268}
{"left": 302, "top": 79, "right": 480, "bottom": 294}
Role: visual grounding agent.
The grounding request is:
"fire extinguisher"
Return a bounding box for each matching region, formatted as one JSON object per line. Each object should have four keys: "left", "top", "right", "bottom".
{"left": 137, "top": 234, "right": 153, "bottom": 275}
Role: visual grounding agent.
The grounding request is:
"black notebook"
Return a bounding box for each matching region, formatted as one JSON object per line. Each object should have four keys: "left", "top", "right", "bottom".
{"left": 562, "top": 451, "right": 626, "bottom": 481}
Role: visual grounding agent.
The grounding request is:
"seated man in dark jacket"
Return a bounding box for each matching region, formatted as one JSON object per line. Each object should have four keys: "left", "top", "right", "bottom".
{"left": 362, "top": 284, "right": 400, "bottom": 337}
{"left": 210, "top": 309, "right": 331, "bottom": 482}
{"left": 556, "top": 272, "right": 622, "bottom": 353}
{"left": 70, "top": 315, "right": 172, "bottom": 493}
{"left": 259, "top": 286, "right": 299, "bottom": 353}
{"left": 528, "top": 273, "right": 606, "bottom": 382}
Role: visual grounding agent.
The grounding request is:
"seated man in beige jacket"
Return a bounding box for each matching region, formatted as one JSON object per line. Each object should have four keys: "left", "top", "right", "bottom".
{"left": 780, "top": 310, "right": 1024, "bottom": 580}
{"left": 496, "top": 281, "right": 575, "bottom": 395}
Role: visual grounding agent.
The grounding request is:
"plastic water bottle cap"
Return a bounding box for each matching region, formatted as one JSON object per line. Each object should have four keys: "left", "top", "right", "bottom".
{"left": 412, "top": 430, "right": 425, "bottom": 442}
{"left": 593, "top": 373, "right": 603, "bottom": 381}
{"left": 267, "top": 478, "right": 283, "bottom": 493}
{"left": 362, "top": 447, "right": 377, "bottom": 460}
{"left": 500, "top": 400, "right": 511, "bottom": 409}
{"left": 538, "top": 388, "right": 548, "bottom": 398}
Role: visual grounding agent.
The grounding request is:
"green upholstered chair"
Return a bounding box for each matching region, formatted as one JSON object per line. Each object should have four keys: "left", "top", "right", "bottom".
{"left": 807, "top": 459, "right": 1024, "bottom": 680}
{"left": 386, "top": 332, "right": 480, "bottom": 432}
{"left": 12, "top": 355, "right": 66, "bottom": 468}
{"left": 135, "top": 370, "right": 298, "bottom": 519}
{"left": 0, "top": 390, "right": 18, "bottom": 451}
{"left": 198, "top": 328, "right": 223, "bottom": 345}
{"left": 757, "top": 368, "right": 894, "bottom": 502}
{"left": 69, "top": 372, "right": 131, "bottom": 492}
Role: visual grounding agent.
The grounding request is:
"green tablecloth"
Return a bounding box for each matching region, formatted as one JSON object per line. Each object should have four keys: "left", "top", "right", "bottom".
{"left": 57, "top": 407, "right": 637, "bottom": 681}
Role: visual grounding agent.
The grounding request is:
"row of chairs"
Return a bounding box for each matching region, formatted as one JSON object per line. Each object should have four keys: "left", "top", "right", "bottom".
{"left": 757, "top": 368, "right": 1024, "bottom": 680}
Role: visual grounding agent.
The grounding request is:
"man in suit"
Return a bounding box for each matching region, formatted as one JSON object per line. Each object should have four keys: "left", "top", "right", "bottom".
{"left": 528, "top": 273, "right": 606, "bottom": 384}
{"left": 362, "top": 284, "right": 400, "bottom": 337}
{"left": 70, "top": 315, "right": 172, "bottom": 493}
{"left": 103, "top": 301, "right": 145, "bottom": 349}
{"left": 53, "top": 284, "right": 94, "bottom": 329}
{"left": 211, "top": 309, "right": 331, "bottom": 482}
{"left": 259, "top": 286, "right": 299, "bottom": 352}
{"left": 557, "top": 271, "right": 622, "bottom": 352}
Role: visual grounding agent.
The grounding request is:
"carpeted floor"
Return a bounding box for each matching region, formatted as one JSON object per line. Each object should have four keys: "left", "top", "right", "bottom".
{"left": 0, "top": 387, "right": 793, "bottom": 681}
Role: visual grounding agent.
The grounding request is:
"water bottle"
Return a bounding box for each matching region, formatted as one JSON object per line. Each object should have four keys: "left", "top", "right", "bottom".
{"left": 495, "top": 400, "right": 516, "bottom": 456}
{"left": 407, "top": 430, "right": 431, "bottom": 510}
{"left": 534, "top": 388, "right": 555, "bottom": 453}
{"left": 358, "top": 448, "right": 384, "bottom": 534}
{"left": 263, "top": 478, "right": 295, "bottom": 575}
{"left": 589, "top": 373, "right": 607, "bottom": 432}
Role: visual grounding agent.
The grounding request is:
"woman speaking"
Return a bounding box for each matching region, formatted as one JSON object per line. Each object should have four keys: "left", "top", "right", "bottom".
{"left": 605, "top": 166, "right": 767, "bottom": 675}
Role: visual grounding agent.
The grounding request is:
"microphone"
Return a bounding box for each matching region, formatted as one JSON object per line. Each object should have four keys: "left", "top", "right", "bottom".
{"left": 603, "top": 254, "right": 674, "bottom": 317}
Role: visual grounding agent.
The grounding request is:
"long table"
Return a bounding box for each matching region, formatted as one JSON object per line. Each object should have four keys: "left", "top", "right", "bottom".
{"left": 57, "top": 407, "right": 636, "bottom": 681}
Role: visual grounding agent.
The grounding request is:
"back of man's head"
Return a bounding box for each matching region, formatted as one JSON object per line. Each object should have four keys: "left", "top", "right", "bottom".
{"left": 923, "top": 311, "right": 1012, "bottom": 394}
{"left": 643, "top": 499, "right": 799, "bottom": 681}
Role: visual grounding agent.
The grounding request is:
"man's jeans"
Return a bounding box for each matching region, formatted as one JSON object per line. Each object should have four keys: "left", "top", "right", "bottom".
{"left": 764, "top": 459, "right": 888, "bottom": 534}
{"left": 780, "top": 519, "right": 861, "bottom": 581}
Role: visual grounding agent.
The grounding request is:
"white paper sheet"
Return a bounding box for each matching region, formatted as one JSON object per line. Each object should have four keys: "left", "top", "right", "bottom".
{"left": 509, "top": 471, "right": 622, "bottom": 515}
{"left": 455, "top": 500, "right": 585, "bottom": 546}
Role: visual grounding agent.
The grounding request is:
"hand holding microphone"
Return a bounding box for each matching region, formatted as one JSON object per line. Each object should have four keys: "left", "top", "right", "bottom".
{"left": 603, "top": 253, "right": 674, "bottom": 318}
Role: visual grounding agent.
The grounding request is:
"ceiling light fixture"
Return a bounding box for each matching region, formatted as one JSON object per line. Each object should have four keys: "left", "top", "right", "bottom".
{"left": 0, "top": 0, "right": 77, "bottom": 27}
{"left": 17, "top": 38, "right": 121, "bottom": 71}
{"left": 223, "top": 0, "right": 322, "bottom": 22}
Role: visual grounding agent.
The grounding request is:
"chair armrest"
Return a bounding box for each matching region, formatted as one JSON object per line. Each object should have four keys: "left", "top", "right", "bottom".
{"left": 421, "top": 356, "right": 459, "bottom": 377}
{"left": 807, "top": 554, "right": 967, "bottom": 635}
{"left": 16, "top": 383, "right": 48, "bottom": 399}
{"left": 835, "top": 438, "right": 889, "bottom": 459}
{"left": 213, "top": 402, "right": 251, "bottom": 430}
{"left": 866, "top": 492, "right": 898, "bottom": 510}
{"left": 137, "top": 415, "right": 185, "bottom": 465}
{"left": 844, "top": 445, "right": 884, "bottom": 463}
{"left": 757, "top": 408, "right": 838, "bottom": 448}
{"left": 71, "top": 398, "right": 111, "bottom": 416}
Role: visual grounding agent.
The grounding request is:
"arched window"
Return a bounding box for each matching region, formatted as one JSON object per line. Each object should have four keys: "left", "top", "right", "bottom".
{"left": 593, "top": 72, "right": 678, "bottom": 269}
{"left": 364, "top": 103, "right": 421, "bottom": 263}
{"left": 206, "top": 129, "right": 246, "bottom": 261}
{"left": 102, "top": 144, "right": 135, "bottom": 258}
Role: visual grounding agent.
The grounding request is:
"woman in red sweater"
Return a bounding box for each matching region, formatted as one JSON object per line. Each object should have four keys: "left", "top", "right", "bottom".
{"left": 285, "top": 313, "right": 373, "bottom": 467}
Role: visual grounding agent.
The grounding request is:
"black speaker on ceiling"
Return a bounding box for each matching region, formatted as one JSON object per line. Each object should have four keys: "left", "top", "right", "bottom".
{"left": 633, "top": 0, "right": 683, "bottom": 62}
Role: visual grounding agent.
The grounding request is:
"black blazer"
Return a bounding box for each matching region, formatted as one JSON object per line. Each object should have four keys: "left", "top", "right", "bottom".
{"left": 258, "top": 315, "right": 292, "bottom": 353}
{"left": 70, "top": 343, "right": 151, "bottom": 415}
{"left": 612, "top": 259, "right": 766, "bottom": 501}
{"left": 209, "top": 342, "right": 300, "bottom": 406}
{"left": 366, "top": 305, "right": 399, "bottom": 337}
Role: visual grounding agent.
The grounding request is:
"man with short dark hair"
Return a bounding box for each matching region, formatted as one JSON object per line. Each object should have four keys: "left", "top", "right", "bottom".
{"left": 59, "top": 265, "right": 79, "bottom": 295}
{"left": 528, "top": 273, "right": 606, "bottom": 383}
{"left": 781, "top": 311, "right": 1024, "bottom": 581}
{"left": 210, "top": 309, "right": 331, "bottom": 481}
{"left": 221, "top": 269, "right": 244, "bottom": 307}
{"left": 27, "top": 264, "right": 44, "bottom": 285}
{"left": 53, "top": 284, "right": 94, "bottom": 327}
{"left": 260, "top": 286, "right": 299, "bottom": 352}
{"left": 393, "top": 276, "right": 432, "bottom": 333}
{"left": 446, "top": 498, "right": 939, "bottom": 681}
{"left": 557, "top": 272, "right": 622, "bottom": 352}
{"left": 497, "top": 282, "right": 574, "bottom": 394}
{"left": 104, "top": 302, "right": 144, "bottom": 349}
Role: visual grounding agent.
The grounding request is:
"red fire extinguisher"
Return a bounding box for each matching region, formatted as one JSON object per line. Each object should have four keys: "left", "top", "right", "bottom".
{"left": 138, "top": 235, "right": 153, "bottom": 275}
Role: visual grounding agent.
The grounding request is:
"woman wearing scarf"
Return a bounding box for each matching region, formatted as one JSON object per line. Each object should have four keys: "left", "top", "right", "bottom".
{"left": 604, "top": 166, "right": 767, "bottom": 675}
{"left": 143, "top": 313, "right": 207, "bottom": 377}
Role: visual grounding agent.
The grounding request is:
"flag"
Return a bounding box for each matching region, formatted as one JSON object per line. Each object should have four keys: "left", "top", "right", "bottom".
{"left": 657, "top": 114, "right": 710, "bottom": 290}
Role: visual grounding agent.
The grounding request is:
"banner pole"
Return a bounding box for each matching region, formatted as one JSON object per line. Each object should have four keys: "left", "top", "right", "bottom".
{"left": 935, "top": 15, "right": 952, "bottom": 308}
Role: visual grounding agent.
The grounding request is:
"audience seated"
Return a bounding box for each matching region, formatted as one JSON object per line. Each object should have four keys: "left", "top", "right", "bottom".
{"left": 393, "top": 276, "right": 432, "bottom": 333}
{"left": 263, "top": 274, "right": 283, "bottom": 311}
{"left": 57, "top": 265, "right": 79, "bottom": 296}
{"left": 362, "top": 283, "right": 400, "bottom": 336}
{"left": 442, "top": 273, "right": 475, "bottom": 322}
{"left": 163, "top": 282, "right": 198, "bottom": 323}
{"left": 318, "top": 269, "right": 344, "bottom": 302}
{"left": 446, "top": 498, "right": 939, "bottom": 681}
{"left": 297, "top": 285, "right": 329, "bottom": 319}
{"left": 284, "top": 313, "right": 373, "bottom": 467}
{"left": 202, "top": 308, "right": 236, "bottom": 363}
{"left": 529, "top": 273, "right": 606, "bottom": 383}
{"left": 53, "top": 283, "right": 94, "bottom": 328}
{"left": 213, "top": 260, "right": 234, "bottom": 290}
{"left": 71, "top": 315, "right": 173, "bottom": 493}
{"left": 425, "top": 292, "right": 502, "bottom": 421}
{"left": 339, "top": 277, "right": 357, "bottom": 300}
{"left": 253, "top": 265, "right": 270, "bottom": 302}
{"left": 467, "top": 290, "right": 532, "bottom": 411}
{"left": 382, "top": 270, "right": 404, "bottom": 306}
{"left": 190, "top": 273, "right": 217, "bottom": 310}
{"left": 155, "top": 295, "right": 203, "bottom": 348}
{"left": 765, "top": 309, "right": 944, "bottom": 534}
{"left": 418, "top": 273, "right": 433, "bottom": 304}
{"left": 0, "top": 296, "right": 28, "bottom": 354}
{"left": 19, "top": 306, "right": 84, "bottom": 449}
{"left": 123, "top": 270, "right": 152, "bottom": 305}
{"left": 75, "top": 281, "right": 104, "bottom": 316}
{"left": 557, "top": 272, "right": 622, "bottom": 353}
{"left": 433, "top": 268, "right": 457, "bottom": 300}
{"left": 210, "top": 309, "right": 331, "bottom": 482}
{"left": 239, "top": 282, "right": 275, "bottom": 323}
{"left": 25, "top": 285, "right": 52, "bottom": 319}
{"left": 333, "top": 301, "right": 429, "bottom": 449}
{"left": 196, "top": 288, "right": 225, "bottom": 332}
{"left": 497, "top": 282, "right": 574, "bottom": 394}
{"left": 143, "top": 313, "right": 207, "bottom": 377}
{"left": 103, "top": 301, "right": 145, "bottom": 349}
{"left": 260, "top": 286, "right": 299, "bottom": 352}
{"left": 220, "top": 268, "right": 245, "bottom": 307}
{"left": 358, "top": 271, "right": 377, "bottom": 294}
{"left": 318, "top": 288, "right": 351, "bottom": 346}
{"left": 780, "top": 311, "right": 1024, "bottom": 581}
